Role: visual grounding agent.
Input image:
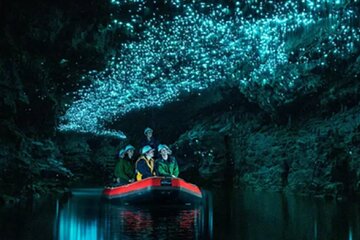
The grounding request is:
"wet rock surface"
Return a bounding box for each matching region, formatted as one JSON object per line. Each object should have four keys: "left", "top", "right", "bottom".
{"left": 173, "top": 97, "right": 360, "bottom": 198}
{"left": 0, "top": 137, "right": 71, "bottom": 204}
{"left": 0, "top": 0, "right": 116, "bottom": 203}
{"left": 56, "top": 134, "right": 123, "bottom": 185}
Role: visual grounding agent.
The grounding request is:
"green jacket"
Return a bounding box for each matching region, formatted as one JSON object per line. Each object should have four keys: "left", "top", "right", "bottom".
{"left": 155, "top": 156, "right": 179, "bottom": 177}
{"left": 114, "top": 157, "right": 135, "bottom": 182}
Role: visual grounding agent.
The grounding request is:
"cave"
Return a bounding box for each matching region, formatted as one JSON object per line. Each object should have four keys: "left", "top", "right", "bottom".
{"left": 1, "top": 0, "right": 360, "bottom": 239}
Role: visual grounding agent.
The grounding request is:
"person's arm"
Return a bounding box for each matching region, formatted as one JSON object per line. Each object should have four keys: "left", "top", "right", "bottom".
{"left": 154, "top": 161, "right": 160, "bottom": 176}
{"left": 137, "top": 159, "right": 153, "bottom": 178}
{"left": 116, "top": 160, "right": 132, "bottom": 182}
{"left": 172, "top": 157, "right": 180, "bottom": 177}
{"left": 157, "top": 161, "right": 171, "bottom": 177}
{"left": 124, "top": 161, "right": 135, "bottom": 180}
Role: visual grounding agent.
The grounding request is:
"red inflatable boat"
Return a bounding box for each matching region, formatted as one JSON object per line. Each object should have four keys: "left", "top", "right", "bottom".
{"left": 103, "top": 177, "right": 202, "bottom": 205}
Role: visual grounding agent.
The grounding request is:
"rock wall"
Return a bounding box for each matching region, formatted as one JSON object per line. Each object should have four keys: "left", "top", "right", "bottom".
{"left": 173, "top": 92, "right": 360, "bottom": 198}
{"left": 0, "top": 0, "right": 117, "bottom": 203}
{"left": 56, "top": 134, "right": 124, "bottom": 185}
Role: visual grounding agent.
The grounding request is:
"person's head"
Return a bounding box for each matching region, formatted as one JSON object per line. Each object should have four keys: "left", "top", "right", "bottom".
{"left": 118, "top": 149, "right": 125, "bottom": 159}
{"left": 124, "top": 145, "right": 135, "bottom": 159}
{"left": 144, "top": 127, "right": 153, "bottom": 139}
{"left": 141, "top": 145, "right": 155, "bottom": 159}
{"left": 158, "top": 144, "right": 172, "bottom": 158}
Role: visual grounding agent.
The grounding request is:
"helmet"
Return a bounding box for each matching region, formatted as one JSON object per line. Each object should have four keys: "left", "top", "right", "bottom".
{"left": 158, "top": 144, "right": 172, "bottom": 154}
{"left": 118, "top": 149, "right": 125, "bottom": 158}
{"left": 124, "top": 144, "right": 135, "bottom": 153}
{"left": 144, "top": 127, "right": 153, "bottom": 135}
{"left": 141, "top": 145, "right": 154, "bottom": 155}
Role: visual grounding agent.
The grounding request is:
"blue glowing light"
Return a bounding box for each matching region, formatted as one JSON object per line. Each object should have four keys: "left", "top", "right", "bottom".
{"left": 59, "top": 1, "right": 360, "bottom": 138}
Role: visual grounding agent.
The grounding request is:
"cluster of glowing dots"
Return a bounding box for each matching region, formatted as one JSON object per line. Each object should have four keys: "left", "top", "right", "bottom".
{"left": 59, "top": 0, "right": 360, "bottom": 138}
{"left": 110, "top": 0, "right": 181, "bottom": 7}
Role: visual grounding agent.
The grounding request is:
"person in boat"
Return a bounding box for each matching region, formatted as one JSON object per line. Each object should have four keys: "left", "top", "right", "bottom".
{"left": 135, "top": 145, "right": 156, "bottom": 181}
{"left": 118, "top": 148, "right": 125, "bottom": 159}
{"left": 155, "top": 144, "right": 179, "bottom": 178}
{"left": 112, "top": 149, "right": 125, "bottom": 183}
{"left": 114, "top": 145, "right": 136, "bottom": 184}
{"left": 140, "top": 127, "right": 159, "bottom": 150}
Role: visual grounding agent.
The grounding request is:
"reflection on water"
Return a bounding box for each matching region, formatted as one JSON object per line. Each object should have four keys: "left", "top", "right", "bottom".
{"left": 55, "top": 189, "right": 212, "bottom": 240}
{"left": 1, "top": 189, "right": 360, "bottom": 240}
{"left": 214, "top": 190, "right": 360, "bottom": 240}
{"left": 100, "top": 205, "right": 200, "bottom": 239}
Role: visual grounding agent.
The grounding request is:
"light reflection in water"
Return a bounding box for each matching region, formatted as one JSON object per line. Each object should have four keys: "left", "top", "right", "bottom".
{"left": 314, "top": 218, "right": 317, "bottom": 240}
{"left": 56, "top": 196, "right": 103, "bottom": 240}
{"left": 1, "top": 189, "right": 359, "bottom": 240}
{"left": 55, "top": 189, "right": 213, "bottom": 240}
{"left": 213, "top": 190, "right": 360, "bottom": 240}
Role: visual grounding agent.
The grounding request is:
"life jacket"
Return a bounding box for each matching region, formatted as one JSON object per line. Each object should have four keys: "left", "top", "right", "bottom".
{"left": 135, "top": 156, "right": 156, "bottom": 181}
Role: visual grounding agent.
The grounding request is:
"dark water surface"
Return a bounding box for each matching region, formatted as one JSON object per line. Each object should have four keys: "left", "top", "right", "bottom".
{"left": 1, "top": 188, "right": 359, "bottom": 240}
